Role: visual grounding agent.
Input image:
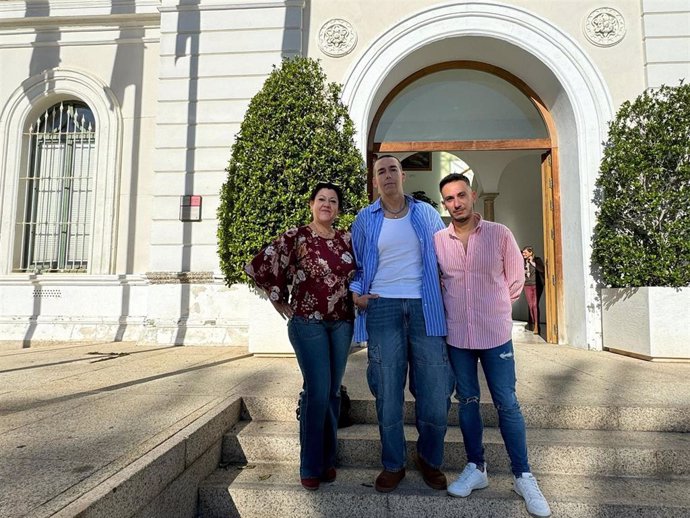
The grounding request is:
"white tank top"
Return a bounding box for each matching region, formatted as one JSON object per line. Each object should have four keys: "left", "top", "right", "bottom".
{"left": 371, "top": 211, "right": 423, "bottom": 298}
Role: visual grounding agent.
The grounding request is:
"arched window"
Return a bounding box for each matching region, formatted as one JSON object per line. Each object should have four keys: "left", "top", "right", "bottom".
{"left": 18, "top": 101, "right": 96, "bottom": 272}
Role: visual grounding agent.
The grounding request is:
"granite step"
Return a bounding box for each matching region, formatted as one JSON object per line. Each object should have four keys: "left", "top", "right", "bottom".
{"left": 241, "top": 396, "right": 690, "bottom": 433}
{"left": 198, "top": 463, "right": 690, "bottom": 518}
{"left": 222, "top": 421, "right": 690, "bottom": 478}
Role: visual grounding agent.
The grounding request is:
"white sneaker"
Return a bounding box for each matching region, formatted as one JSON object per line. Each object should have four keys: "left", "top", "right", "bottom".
{"left": 514, "top": 473, "right": 551, "bottom": 517}
{"left": 447, "top": 462, "right": 489, "bottom": 497}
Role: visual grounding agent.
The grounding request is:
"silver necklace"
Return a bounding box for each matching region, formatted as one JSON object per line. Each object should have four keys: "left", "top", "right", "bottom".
{"left": 382, "top": 199, "right": 407, "bottom": 218}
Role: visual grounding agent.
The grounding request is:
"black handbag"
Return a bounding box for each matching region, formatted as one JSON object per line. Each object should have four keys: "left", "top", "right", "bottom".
{"left": 296, "top": 385, "right": 353, "bottom": 428}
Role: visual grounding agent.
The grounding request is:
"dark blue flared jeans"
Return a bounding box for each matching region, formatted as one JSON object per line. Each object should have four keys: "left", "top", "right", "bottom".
{"left": 287, "top": 316, "right": 353, "bottom": 478}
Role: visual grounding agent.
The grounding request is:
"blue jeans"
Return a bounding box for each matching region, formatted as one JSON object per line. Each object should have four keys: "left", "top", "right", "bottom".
{"left": 365, "top": 298, "right": 454, "bottom": 471}
{"left": 287, "top": 316, "right": 353, "bottom": 479}
{"left": 447, "top": 340, "right": 531, "bottom": 477}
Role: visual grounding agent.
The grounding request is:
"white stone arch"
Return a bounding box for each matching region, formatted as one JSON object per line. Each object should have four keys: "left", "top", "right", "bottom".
{"left": 342, "top": 1, "right": 614, "bottom": 350}
{"left": 0, "top": 67, "right": 123, "bottom": 275}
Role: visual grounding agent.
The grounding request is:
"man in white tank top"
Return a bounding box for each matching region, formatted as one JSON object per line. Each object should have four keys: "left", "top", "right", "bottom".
{"left": 350, "top": 155, "right": 453, "bottom": 493}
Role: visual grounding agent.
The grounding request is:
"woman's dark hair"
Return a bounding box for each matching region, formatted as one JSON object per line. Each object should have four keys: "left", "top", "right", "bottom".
{"left": 522, "top": 246, "right": 534, "bottom": 254}
{"left": 310, "top": 181, "right": 344, "bottom": 208}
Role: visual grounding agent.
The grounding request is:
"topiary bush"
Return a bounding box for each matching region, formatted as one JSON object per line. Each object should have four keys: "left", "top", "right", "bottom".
{"left": 217, "top": 57, "right": 368, "bottom": 285}
{"left": 592, "top": 82, "right": 690, "bottom": 288}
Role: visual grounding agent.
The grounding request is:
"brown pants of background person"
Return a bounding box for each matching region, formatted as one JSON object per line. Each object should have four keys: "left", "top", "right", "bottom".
{"left": 525, "top": 285, "right": 539, "bottom": 333}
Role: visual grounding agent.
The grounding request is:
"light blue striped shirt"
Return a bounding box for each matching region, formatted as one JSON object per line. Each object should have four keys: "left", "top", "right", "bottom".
{"left": 350, "top": 195, "right": 447, "bottom": 342}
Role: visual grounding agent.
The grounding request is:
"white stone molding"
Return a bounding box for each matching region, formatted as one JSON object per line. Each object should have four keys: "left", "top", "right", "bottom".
{"left": 0, "top": 0, "right": 160, "bottom": 21}
{"left": 158, "top": 0, "right": 305, "bottom": 13}
{"left": 341, "top": 1, "right": 614, "bottom": 350}
{"left": 0, "top": 67, "right": 123, "bottom": 275}
{"left": 584, "top": 7, "right": 626, "bottom": 47}
{"left": 318, "top": 18, "right": 357, "bottom": 57}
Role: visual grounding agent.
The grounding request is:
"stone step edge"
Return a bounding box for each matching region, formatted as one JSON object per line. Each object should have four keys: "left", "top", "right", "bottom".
{"left": 35, "top": 396, "right": 243, "bottom": 518}
{"left": 240, "top": 395, "right": 690, "bottom": 432}
{"left": 222, "top": 421, "right": 690, "bottom": 477}
{"left": 227, "top": 420, "right": 690, "bottom": 450}
{"left": 199, "top": 463, "right": 690, "bottom": 518}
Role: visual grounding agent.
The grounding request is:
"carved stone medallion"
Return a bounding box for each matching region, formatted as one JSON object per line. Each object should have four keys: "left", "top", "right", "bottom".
{"left": 584, "top": 7, "right": 626, "bottom": 47}
{"left": 318, "top": 18, "right": 357, "bottom": 57}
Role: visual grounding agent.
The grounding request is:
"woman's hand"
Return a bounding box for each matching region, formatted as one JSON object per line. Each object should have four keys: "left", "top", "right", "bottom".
{"left": 271, "top": 300, "right": 294, "bottom": 320}
{"left": 352, "top": 292, "right": 379, "bottom": 311}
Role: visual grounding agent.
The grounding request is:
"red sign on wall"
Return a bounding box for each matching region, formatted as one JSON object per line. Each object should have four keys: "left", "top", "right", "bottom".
{"left": 180, "top": 195, "right": 202, "bottom": 222}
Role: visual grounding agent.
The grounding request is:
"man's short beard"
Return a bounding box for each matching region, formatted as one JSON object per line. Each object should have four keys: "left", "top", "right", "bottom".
{"left": 453, "top": 214, "right": 472, "bottom": 224}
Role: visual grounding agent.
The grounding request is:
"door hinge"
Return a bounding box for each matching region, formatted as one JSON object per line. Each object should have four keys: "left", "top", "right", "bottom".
{"left": 551, "top": 228, "right": 555, "bottom": 240}
{"left": 552, "top": 274, "right": 556, "bottom": 286}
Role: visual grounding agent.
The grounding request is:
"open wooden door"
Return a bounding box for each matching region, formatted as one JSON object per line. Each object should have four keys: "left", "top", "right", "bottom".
{"left": 541, "top": 151, "right": 558, "bottom": 343}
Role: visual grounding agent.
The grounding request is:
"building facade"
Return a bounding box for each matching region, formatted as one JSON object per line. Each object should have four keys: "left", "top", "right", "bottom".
{"left": 0, "top": 0, "right": 688, "bottom": 349}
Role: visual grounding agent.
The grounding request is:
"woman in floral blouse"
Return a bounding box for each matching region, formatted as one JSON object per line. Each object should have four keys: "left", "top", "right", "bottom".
{"left": 246, "top": 181, "right": 356, "bottom": 491}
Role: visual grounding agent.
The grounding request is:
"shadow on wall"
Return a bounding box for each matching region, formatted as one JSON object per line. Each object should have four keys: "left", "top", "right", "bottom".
{"left": 173, "top": 1, "right": 201, "bottom": 345}
{"left": 110, "top": 1, "right": 146, "bottom": 342}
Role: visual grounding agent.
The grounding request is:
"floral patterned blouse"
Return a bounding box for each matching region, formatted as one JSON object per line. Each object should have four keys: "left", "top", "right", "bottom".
{"left": 246, "top": 226, "right": 356, "bottom": 321}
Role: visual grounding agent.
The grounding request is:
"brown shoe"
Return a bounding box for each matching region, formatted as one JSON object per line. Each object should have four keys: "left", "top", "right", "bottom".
{"left": 414, "top": 453, "right": 447, "bottom": 490}
{"left": 374, "top": 468, "right": 406, "bottom": 493}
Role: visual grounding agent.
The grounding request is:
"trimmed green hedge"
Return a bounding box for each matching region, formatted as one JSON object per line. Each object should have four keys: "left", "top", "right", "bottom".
{"left": 592, "top": 83, "right": 690, "bottom": 288}
{"left": 217, "top": 57, "right": 368, "bottom": 286}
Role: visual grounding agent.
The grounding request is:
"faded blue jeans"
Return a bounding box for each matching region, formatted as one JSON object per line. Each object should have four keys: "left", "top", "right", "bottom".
{"left": 288, "top": 316, "right": 353, "bottom": 479}
{"left": 365, "top": 298, "right": 454, "bottom": 472}
{"left": 447, "top": 339, "right": 531, "bottom": 477}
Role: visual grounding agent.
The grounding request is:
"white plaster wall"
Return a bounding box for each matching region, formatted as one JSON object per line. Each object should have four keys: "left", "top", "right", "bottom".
{"left": 0, "top": 275, "right": 148, "bottom": 342}
{"left": 140, "top": 281, "right": 250, "bottom": 345}
{"left": 642, "top": 0, "right": 690, "bottom": 87}
{"left": 149, "top": 0, "right": 304, "bottom": 274}
{"left": 310, "top": 0, "right": 645, "bottom": 108}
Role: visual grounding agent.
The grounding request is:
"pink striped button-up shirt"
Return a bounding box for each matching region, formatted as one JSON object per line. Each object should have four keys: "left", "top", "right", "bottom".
{"left": 433, "top": 215, "right": 524, "bottom": 350}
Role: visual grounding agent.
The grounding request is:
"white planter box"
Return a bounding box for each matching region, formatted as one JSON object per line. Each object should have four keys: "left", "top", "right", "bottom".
{"left": 247, "top": 289, "right": 294, "bottom": 356}
{"left": 601, "top": 287, "right": 690, "bottom": 361}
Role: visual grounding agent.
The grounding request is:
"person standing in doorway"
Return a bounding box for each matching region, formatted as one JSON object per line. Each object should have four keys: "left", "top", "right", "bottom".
{"left": 522, "top": 246, "right": 545, "bottom": 335}
{"left": 433, "top": 173, "right": 551, "bottom": 517}
{"left": 350, "top": 155, "right": 453, "bottom": 493}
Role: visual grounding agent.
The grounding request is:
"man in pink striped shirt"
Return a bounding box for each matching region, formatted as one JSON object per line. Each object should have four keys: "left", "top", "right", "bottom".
{"left": 433, "top": 173, "right": 551, "bottom": 518}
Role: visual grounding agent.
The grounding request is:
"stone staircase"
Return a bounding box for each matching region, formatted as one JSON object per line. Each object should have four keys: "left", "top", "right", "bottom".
{"left": 198, "top": 395, "right": 690, "bottom": 517}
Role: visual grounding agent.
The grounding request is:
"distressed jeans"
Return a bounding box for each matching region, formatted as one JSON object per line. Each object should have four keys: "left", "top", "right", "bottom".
{"left": 288, "top": 316, "right": 353, "bottom": 479}
{"left": 365, "top": 298, "right": 454, "bottom": 471}
{"left": 447, "top": 340, "right": 531, "bottom": 477}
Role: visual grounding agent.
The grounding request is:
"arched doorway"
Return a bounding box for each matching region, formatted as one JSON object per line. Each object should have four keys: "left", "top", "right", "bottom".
{"left": 367, "top": 62, "right": 561, "bottom": 343}
{"left": 342, "top": 2, "right": 614, "bottom": 350}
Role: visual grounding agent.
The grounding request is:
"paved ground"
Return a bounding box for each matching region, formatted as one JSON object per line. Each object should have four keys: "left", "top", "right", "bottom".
{"left": 1, "top": 332, "right": 689, "bottom": 517}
